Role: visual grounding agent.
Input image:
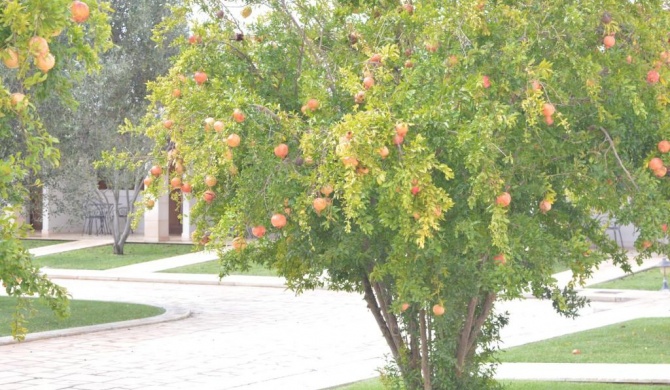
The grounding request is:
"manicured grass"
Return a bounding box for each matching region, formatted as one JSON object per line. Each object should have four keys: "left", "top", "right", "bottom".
{"left": 590, "top": 268, "right": 663, "bottom": 291}
{"left": 161, "top": 259, "right": 277, "bottom": 276}
{"left": 500, "top": 318, "right": 670, "bottom": 364}
{"left": 337, "top": 378, "right": 670, "bottom": 389}
{"left": 20, "top": 239, "right": 69, "bottom": 249}
{"left": 33, "top": 243, "right": 195, "bottom": 270}
{"left": 0, "top": 297, "right": 164, "bottom": 336}
{"left": 504, "top": 383, "right": 670, "bottom": 390}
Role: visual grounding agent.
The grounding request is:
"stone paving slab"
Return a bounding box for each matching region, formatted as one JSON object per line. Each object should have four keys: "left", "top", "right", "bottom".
{"left": 0, "top": 279, "right": 388, "bottom": 390}
{"left": 10, "top": 239, "right": 670, "bottom": 389}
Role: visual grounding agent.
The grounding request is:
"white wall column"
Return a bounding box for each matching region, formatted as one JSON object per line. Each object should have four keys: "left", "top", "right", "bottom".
{"left": 143, "top": 183, "right": 170, "bottom": 242}
{"left": 181, "top": 194, "right": 196, "bottom": 242}
{"left": 41, "top": 185, "right": 50, "bottom": 236}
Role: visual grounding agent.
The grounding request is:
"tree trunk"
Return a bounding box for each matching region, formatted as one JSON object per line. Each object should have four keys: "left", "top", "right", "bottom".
{"left": 113, "top": 241, "right": 124, "bottom": 255}
{"left": 419, "top": 309, "right": 432, "bottom": 390}
{"left": 455, "top": 292, "right": 496, "bottom": 377}
{"left": 361, "top": 273, "right": 422, "bottom": 389}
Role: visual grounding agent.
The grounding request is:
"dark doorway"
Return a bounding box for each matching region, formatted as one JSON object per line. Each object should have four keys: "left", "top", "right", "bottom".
{"left": 29, "top": 186, "right": 43, "bottom": 231}
{"left": 168, "top": 191, "right": 183, "bottom": 235}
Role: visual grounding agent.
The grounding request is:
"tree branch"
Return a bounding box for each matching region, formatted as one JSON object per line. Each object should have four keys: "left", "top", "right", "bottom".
{"left": 251, "top": 104, "right": 281, "bottom": 123}
{"left": 372, "top": 280, "right": 405, "bottom": 356}
{"left": 598, "top": 126, "right": 639, "bottom": 191}
{"left": 456, "top": 296, "right": 478, "bottom": 377}
{"left": 362, "top": 272, "right": 401, "bottom": 361}
{"left": 466, "top": 292, "right": 496, "bottom": 356}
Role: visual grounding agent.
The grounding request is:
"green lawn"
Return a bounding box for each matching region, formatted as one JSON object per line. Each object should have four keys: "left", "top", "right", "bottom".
{"left": 0, "top": 297, "right": 164, "bottom": 337}
{"left": 590, "top": 268, "right": 664, "bottom": 291}
{"left": 161, "top": 259, "right": 277, "bottom": 276}
{"left": 500, "top": 318, "right": 670, "bottom": 364}
{"left": 20, "top": 239, "right": 70, "bottom": 249}
{"left": 33, "top": 243, "right": 195, "bottom": 270}
{"left": 338, "top": 378, "right": 670, "bottom": 390}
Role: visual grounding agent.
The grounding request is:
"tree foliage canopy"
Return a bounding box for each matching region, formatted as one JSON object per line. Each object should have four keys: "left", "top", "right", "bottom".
{"left": 0, "top": 0, "right": 112, "bottom": 339}
{"left": 143, "top": 0, "right": 670, "bottom": 387}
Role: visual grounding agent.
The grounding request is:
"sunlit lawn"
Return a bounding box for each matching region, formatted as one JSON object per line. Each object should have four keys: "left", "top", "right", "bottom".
{"left": 500, "top": 318, "right": 670, "bottom": 364}
{"left": 20, "top": 240, "right": 70, "bottom": 249}
{"left": 33, "top": 243, "right": 195, "bottom": 270}
{"left": 0, "top": 297, "right": 164, "bottom": 337}
{"left": 590, "top": 268, "right": 663, "bottom": 291}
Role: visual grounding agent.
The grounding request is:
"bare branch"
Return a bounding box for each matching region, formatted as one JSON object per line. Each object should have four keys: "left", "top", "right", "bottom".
{"left": 251, "top": 104, "right": 281, "bottom": 122}
{"left": 598, "top": 126, "right": 639, "bottom": 191}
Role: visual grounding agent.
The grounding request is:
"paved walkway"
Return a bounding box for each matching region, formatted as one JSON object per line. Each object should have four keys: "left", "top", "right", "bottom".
{"left": 3, "top": 238, "right": 670, "bottom": 389}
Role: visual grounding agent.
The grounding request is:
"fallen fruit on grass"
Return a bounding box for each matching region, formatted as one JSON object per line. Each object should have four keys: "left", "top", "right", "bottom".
{"left": 493, "top": 254, "right": 506, "bottom": 265}
{"left": 603, "top": 35, "right": 615, "bottom": 49}
{"left": 572, "top": 349, "right": 581, "bottom": 355}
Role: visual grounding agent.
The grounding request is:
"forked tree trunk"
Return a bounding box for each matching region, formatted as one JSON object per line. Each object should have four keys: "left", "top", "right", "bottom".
{"left": 455, "top": 292, "right": 497, "bottom": 377}
{"left": 362, "top": 272, "right": 425, "bottom": 389}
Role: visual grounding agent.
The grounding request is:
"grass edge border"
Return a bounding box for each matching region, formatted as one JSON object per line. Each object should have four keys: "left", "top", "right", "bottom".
{"left": 0, "top": 305, "right": 190, "bottom": 346}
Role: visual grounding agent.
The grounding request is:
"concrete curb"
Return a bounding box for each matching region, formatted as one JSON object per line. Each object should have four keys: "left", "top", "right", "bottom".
{"left": 0, "top": 305, "right": 191, "bottom": 346}
{"left": 41, "top": 269, "right": 288, "bottom": 289}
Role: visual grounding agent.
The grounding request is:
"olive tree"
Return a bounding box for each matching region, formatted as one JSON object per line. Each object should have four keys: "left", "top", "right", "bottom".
{"left": 141, "top": 0, "right": 670, "bottom": 388}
